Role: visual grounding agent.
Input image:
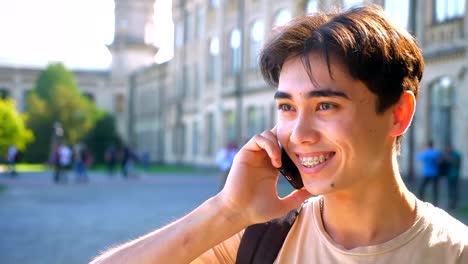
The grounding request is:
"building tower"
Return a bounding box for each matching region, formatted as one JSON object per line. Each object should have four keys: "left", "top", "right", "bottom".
{"left": 107, "top": 0, "right": 159, "bottom": 141}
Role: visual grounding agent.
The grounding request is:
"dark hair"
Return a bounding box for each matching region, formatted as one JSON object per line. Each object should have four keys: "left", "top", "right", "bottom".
{"left": 259, "top": 4, "right": 424, "bottom": 150}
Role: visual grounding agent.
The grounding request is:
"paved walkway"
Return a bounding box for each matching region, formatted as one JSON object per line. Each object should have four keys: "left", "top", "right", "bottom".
{"left": 0, "top": 170, "right": 222, "bottom": 264}
{"left": 0, "top": 170, "right": 467, "bottom": 264}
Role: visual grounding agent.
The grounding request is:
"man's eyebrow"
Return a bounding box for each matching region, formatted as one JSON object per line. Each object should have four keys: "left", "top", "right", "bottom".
{"left": 308, "top": 89, "right": 349, "bottom": 99}
{"left": 273, "top": 89, "right": 349, "bottom": 100}
{"left": 274, "top": 91, "right": 291, "bottom": 99}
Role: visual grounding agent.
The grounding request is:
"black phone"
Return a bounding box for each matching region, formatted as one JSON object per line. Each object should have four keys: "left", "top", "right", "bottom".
{"left": 279, "top": 147, "right": 304, "bottom": 189}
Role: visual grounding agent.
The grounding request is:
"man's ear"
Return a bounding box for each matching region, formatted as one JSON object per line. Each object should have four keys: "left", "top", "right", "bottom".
{"left": 389, "top": 91, "right": 416, "bottom": 137}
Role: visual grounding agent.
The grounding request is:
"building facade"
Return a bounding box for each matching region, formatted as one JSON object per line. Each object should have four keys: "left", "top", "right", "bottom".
{"left": 0, "top": 0, "right": 467, "bottom": 177}
{"left": 134, "top": 0, "right": 467, "bottom": 176}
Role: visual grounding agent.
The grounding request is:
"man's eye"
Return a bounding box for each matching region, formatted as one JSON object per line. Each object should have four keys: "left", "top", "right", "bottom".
{"left": 317, "top": 102, "right": 336, "bottom": 111}
{"left": 278, "top": 104, "right": 293, "bottom": 112}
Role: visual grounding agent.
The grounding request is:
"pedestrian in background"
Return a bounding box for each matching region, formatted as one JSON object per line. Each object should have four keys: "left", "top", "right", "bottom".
{"left": 442, "top": 144, "right": 462, "bottom": 209}
{"left": 417, "top": 141, "right": 440, "bottom": 205}
{"left": 215, "top": 142, "right": 238, "bottom": 189}
{"left": 53, "top": 141, "right": 72, "bottom": 184}
{"left": 121, "top": 144, "right": 139, "bottom": 179}
{"left": 6, "top": 144, "right": 18, "bottom": 177}
{"left": 74, "top": 142, "right": 92, "bottom": 183}
{"left": 104, "top": 145, "right": 117, "bottom": 177}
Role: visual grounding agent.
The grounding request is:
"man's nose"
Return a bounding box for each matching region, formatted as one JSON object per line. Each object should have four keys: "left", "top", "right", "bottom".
{"left": 289, "top": 113, "right": 320, "bottom": 145}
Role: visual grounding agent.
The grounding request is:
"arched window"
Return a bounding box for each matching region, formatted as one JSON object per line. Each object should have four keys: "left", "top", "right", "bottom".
{"left": 429, "top": 76, "right": 455, "bottom": 147}
{"left": 385, "top": 0, "right": 409, "bottom": 29}
{"left": 343, "top": 0, "right": 363, "bottom": 10}
{"left": 249, "top": 19, "right": 264, "bottom": 69}
{"left": 192, "top": 121, "right": 199, "bottom": 156}
{"left": 247, "top": 106, "right": 266, "bottom": 138}
{"left": 207, "top": 36, "right": 219, "bottom": 81}
{"left": 223, "top": 110, "right": 236, "bottom": 145}
{"left": 435, "top": 0, "right": 465, "bottom": 22}
{"left": 274, "top": 9, "right": 292, "bottom": 26}
{"left": 209, "top": 0, "right": 220, "bottom": 9}
{"left": 306, "top": 0, "right": 318, "bottom": 14}
{"left": 229, "top": 28, "right": 241, "bottom": 75}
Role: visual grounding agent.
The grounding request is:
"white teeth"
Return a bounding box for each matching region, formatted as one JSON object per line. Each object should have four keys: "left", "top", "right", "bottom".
{"left": 299, "top": 153, "right": 332, "bottom": 168}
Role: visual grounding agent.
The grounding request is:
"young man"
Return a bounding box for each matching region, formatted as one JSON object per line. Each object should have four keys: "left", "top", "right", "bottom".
{"left": 91, "top": 5, "right": 468, "bottom": 263}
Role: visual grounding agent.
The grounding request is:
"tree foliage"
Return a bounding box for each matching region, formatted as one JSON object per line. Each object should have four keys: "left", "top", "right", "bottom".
{"left": 0, "top": 99, "right": 34, "bottom": 156}
{"left": 84, "top": 113, "right": 122, "bottom": 164}
{"left": 26, "top": 63, "right": 100, "bottom": 162}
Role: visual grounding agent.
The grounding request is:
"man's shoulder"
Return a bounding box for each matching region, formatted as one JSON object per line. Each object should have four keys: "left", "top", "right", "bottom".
{"left": 422, "top": 203, "right": 468, "bottom": 245}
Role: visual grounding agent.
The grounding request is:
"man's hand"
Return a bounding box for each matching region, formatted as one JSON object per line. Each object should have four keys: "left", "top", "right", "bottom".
{"left": 217, "top": 128, "right": 311, "bottom": 225}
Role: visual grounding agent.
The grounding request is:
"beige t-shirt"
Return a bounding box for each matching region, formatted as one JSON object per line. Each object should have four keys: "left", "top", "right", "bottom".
{"left": 275, "top": 197, "right": 468, "bottom": 263}
{"left": 192, "top": 197, "right": 468, "bottom": 263}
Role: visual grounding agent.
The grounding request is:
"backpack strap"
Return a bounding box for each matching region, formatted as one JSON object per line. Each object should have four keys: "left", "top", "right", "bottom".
{"left": 236, "top": 206, "right": 302, "bottom": 264}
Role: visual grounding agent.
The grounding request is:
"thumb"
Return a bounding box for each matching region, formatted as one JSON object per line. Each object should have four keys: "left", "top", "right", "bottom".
{"left": 280, "top": 188, "right": 312, "bottom": 211}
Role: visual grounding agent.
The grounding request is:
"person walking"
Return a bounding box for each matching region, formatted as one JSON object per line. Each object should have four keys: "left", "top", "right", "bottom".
{"left": 215, "top": 142, "right": 238, "bottom": 189}
{"left": 104, "top": 145, "right": 117, "bottom": 177}
{"left": 53, "top": 142, "right": 72, "bottom": 184}
{"left": 443, "top": 144, "right": 462, "bottom": 209}
{"left": 6, "top": 144, "right": 18, "bottom": 177}
{"left": 74, "top": 143, "right": 92, "bottom": 183}
{"left": 417, "top": 141, "right": 441, "bottom": 205}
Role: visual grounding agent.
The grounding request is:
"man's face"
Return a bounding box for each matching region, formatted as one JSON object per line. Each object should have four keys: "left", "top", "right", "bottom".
{"left": 275, "top": 55, "right": 395, "bottom": 195}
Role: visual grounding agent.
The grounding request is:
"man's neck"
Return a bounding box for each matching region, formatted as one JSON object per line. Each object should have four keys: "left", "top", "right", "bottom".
{"left": 321, "top": 166, "right": 417, "bottom": 249}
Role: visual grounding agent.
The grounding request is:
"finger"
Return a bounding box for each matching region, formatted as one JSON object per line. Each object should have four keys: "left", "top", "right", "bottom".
{"left": 270, "top": 126, "right": 277, "bottom": 136}
{"left": 247, "top": 134, "right": 281, "bottom": 168}
{"left": 280, "top": 188, "right": 312, "bottom": 211}
{"left": 259, "top": 131, "right": 282, "bottom": 168}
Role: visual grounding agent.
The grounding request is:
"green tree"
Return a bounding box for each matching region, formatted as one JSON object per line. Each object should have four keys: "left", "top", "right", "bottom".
{"left": 0, "top": 99, "right": 34, "bottom": 156}
{"left": 26, "top": 63, "right": 100, "bottom": 162}
{"left": 84, "top": 113, "right": 122, "bottom": 164}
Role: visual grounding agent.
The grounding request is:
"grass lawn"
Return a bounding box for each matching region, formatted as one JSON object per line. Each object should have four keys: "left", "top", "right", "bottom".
{"left": 0, "top": 163, "right": 48, "bottom": 173}
{"left": 90, "top": 163, "right": 218, "bottom": 175}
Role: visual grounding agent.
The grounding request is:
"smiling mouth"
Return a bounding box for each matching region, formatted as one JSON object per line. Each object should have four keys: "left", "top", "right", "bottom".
{"left": 298, "top": 152, "right": 335, "bottom": 168}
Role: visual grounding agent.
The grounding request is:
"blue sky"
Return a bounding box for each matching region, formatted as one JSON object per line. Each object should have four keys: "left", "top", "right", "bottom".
{"left": 0, "top": 0, "right": 173, "bottom": 70}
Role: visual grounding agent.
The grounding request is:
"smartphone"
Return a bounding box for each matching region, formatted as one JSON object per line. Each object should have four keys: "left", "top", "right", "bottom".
{"left": 279, "top": 147, "right": 304, "bottom": 189}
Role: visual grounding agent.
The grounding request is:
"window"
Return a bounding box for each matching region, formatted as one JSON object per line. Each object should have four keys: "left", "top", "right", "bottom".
{"left": 205, "top": 113, "right": 215, "bottom": 155}
{"left": 247, "top": 106, "right": 265, "bottom": 138}
{"left": 435, "top": 0, "right": 465, "bottom": 22}
{"left": 343, "top": 0, "right": 363, "bottom": 10}
{"left": 207, "top": 37, "right": 219, "bottom": 81}
{"left": 194, "top": 64, "right": 200, "bottom": 98}
{"left": 175, "top": 21, "right": 184, "bottom": 48}
{"left": 385, "top": 0, "right": 409, "bottom": 29}
{"left": 249, "top": 19, "right": 264, "bottom": 69}
{"left": 196, "top": 6, "right": 205, "bottom": 40}
{"left": 185, "top": 11, "right": 194, "bottom": 43}
{"left": 209, "top": 0, "right": 220, "bottom": 9}
{"left": 224, "top": 110, "right": 236, "bottom": 145}
{"left": 274, "top": 9, "right": 292, "bottom": 26}
{"left": 192, "top": 121, "right": 199, "bottom": 156}
{"left": 429, "top": 76, "right": 454, "bottom": 148}
{"left": 173, "top": 123, "right": 186, "bottom": 156}
{"left": 230, "top": 28, "right": 241, "bottom": 75}
{"left": 181, "top": 65, "right": 188, "bottom": 98}
{"left": 306, "top": 0, "right": 318, "bottom": 14}
{"left": 22, "top": 89, "right": 31, "bottom": 111}
{"left": 114, "top": 93, "right": 125, "bottom": 113}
